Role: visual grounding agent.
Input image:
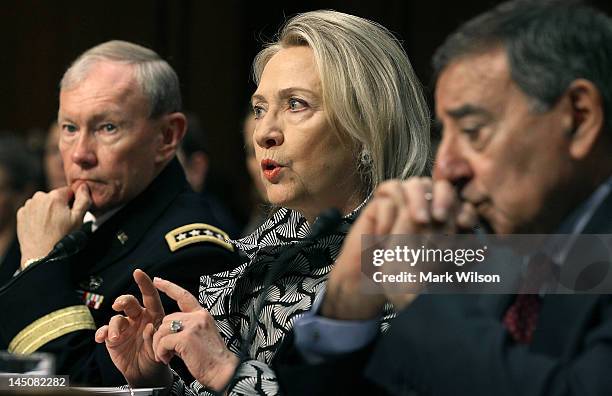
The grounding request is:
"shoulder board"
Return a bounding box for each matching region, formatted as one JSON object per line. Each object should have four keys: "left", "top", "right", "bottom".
{"left": 9, "top": 305, "right": 96, "bottom": 354}
{"left": 165, "top": 223, "right": 234, "bottom": 252}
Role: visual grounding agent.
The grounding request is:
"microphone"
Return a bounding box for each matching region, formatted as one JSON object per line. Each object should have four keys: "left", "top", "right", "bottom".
{"left": 0, "top": 229, "right": 90, "bottom": 293}
{"left": 45, "top": 229, "right": 90, "bottom": 261}
{"left": 308, "top": 208, "right": 343, "bottom": 241}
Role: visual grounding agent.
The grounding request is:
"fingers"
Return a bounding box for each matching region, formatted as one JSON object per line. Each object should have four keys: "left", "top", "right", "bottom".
{"left": 456, "top": 202, "right": 478, "bottom": 230}
{"left": 375, "top": 180, "right": 408, "bottom": 208}
{"left": 372, "top": 178, "right": 430, "bottom": 229}
{"left": 373, "top": 178, "right": 434, "bottom": 230}
{"left": 429, "top": 181, "right": 477, "bottom": 230}
{"left": 366, "top": 199, "right": 396, "bottom": 236}
{"left": 134, "top": 270, "right": 165, "bottom": 318}
{"left": 112, "top": 295, "right": 144, "bottom": 319}
{"left": 152, "top": 311, "right": 215, "bottom": 365}
{"left": 49, "top": 186, "right": 74, "bottom": 203}
{"left": 369, "top": 177, "right": 472, "bottom": 234}
{"left": 431, "top": 181, "right": 457, "bottom": 223}
{"left": 106, "top": 315, "right": 130, "bottom": 344}
{"left": 95, "top": 325, "right": 109, "bottom": 343}
{"left": 152, "top": 313, "right": 191, "bottom": 364}
{"left": 71, "top": 183, "right": 92, "bottom": 223}
{"left": 404, "top": 178, "right": 433, "bottom": 224}
{"left": 154, "top": 333, "right": 179, "bottom": 365}
{"left": 142, "top": 323, "right": 157, "bottom": 359}
{"left": 153, "top": 277, "right": 200, "bottom": 312}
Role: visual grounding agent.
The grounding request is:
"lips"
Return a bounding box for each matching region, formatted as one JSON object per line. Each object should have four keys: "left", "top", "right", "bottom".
{"left": 261, "top": 159, "right": 283, "bottom": 182}
{"left": 71, "top": 178, "right": 103, "bottom": 190}
{"left": 72, "top": 179, "right": 90, "bottom": 189}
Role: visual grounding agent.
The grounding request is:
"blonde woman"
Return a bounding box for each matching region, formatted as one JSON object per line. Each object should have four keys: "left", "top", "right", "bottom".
{"left": 96, "top": 10, "right": 430, "bottom": 395}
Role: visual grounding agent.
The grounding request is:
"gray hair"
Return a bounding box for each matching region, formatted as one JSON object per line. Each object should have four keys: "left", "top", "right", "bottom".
{"left": 433, "top": 0, "right": 612, "bottom": 132}
{"left": 60, "top": 40, "right": 181, "bottom": 118}
{"left": 253, "top": 10, "right": 431, "bottom": 195}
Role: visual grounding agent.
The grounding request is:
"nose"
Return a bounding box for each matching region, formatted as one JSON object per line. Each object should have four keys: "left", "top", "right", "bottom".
{"left": 254, "top": 110, "right": 284, "bottom": 149}
{"left": 70, "top": 131, "right": 98, "bottom": 169}
{"left": 433, "top": 132, "right": 473, "bottom": 190}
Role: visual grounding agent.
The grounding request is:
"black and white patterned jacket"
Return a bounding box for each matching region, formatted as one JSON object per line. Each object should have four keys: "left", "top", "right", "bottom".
{"left": 170, "top": 204, "right": 391, "bottom": 395}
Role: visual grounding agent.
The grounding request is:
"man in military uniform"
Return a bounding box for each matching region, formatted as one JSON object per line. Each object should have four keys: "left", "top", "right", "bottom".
{"left": 0, "top": 40, "right": 239, "bottom": 385}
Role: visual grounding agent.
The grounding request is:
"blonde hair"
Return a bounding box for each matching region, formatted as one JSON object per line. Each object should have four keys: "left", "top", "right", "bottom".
{"left": 60, "top": 40, "right": 181, "bottom": 118}
{"left": 253, "top": 10, "right": 431, "bottom": 194}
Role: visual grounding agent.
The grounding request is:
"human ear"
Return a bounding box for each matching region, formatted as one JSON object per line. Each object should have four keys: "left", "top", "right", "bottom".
{"left": 155, "top": 112, "right": 187, "bottom": 164}
{"left": 565, "top": 79, "right": 604, "bottom": 159}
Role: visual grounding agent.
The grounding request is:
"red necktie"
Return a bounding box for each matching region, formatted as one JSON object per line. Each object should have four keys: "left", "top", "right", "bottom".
{"left": 502, "top": 294, "right": 541, "bottom": 343}
{"left": 502, "top": 253, "right": 554, "bottom": 343}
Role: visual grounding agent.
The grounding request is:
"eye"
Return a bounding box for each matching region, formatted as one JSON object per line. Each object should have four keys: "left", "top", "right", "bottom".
{"left": 100, "top": 123, "right": 117, "bottom": 133}
{"left": 253, "top": 105, "right": 265, "bottom": 120}
{"left": 458, "top": 120, "right": 484, "bottom": 141}
{"left": 288, "top": 98, "right": 307, "bottom": 111}
{"left": 461, "top": 126, "right": 481, "bottom": 139}
{"left": 61, "top": 124, "right": 78, "bottom": 133}
{"left": 460, "top": 123, "right": 491, "bottom": 150}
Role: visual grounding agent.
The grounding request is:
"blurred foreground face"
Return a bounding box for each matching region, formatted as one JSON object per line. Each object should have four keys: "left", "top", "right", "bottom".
{"left": 251, "top": 46, "right": 361, "bottom": 220}
{"left": 58, "top": 61, "right": 163, "bottom": 215}
{"left": 44, "top": 123, "right": 66, "bottom": 190}
{"left": 433, "top": 48, "right": 575, "bottom": 234}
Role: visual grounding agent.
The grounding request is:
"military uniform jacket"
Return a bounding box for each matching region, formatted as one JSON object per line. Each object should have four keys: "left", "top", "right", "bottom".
{"left": 0, "top": 158, "right": 240, "bottom": 385}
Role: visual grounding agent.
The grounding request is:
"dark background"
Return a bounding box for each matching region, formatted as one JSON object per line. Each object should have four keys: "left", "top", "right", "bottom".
{"left": 1, "top": 0, "right": 610, "bottom": 224}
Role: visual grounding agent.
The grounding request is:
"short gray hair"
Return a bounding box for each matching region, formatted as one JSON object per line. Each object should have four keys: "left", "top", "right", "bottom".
{"left": 433, "top": 0, "right": 612, "bottom": 131}
{"left": 60, "top": 40, "right": 181, "bottom": 118}
{"left": 253, "top": 10, "right": 431, "bottom": 195}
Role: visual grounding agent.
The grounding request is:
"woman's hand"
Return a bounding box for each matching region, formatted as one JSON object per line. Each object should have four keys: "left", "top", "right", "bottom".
{"left": 152, "top": 277, "right": 240, "bottom": 392}
{"left": 95, "top": 269, "right": 172, "bottom": 388}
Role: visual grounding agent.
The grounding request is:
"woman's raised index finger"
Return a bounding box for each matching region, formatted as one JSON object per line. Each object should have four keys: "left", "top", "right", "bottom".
{"left": 133, "top": 269, "right": 165, "bottom": 317}
{"left": 153, "top": 276, "right": 200, "bottom": 312}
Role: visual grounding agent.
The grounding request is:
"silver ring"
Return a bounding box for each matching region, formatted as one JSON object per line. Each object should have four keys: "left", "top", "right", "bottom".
{"left": 424, "top": 192, "right": 433, "bottom": 202}
{"left": 169, "top": 320, "right": 183, "bottom": 333}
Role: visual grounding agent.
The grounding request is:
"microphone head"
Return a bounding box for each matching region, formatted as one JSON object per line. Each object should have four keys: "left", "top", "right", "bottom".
{"left": 309, "top": 208, "right": 343, "bottom": 240}
{"left": 50, "top": 229, "right": 90, "bottom": 259}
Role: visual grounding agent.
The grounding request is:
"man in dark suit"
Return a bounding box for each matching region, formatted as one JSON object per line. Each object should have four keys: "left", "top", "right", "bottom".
{"left": 0, "top": 41, "right": 239, "bottom": 385}
{"left": 275, "top": 1, "right": 612, "bottom": 394}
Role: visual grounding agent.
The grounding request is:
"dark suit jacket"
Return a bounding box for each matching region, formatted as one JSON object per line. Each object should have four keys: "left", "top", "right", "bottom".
{"left": 275, "top": 192, "right": 612, "bottom": 396}
{"left": 0, "top": 159, "right": 241, "bottom": 385}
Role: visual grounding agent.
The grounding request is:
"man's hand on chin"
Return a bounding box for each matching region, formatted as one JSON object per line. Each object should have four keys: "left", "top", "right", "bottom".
{"left": 17, "top": 183, "right": 91, "bottom": 269}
